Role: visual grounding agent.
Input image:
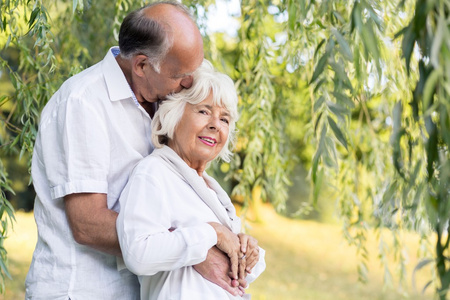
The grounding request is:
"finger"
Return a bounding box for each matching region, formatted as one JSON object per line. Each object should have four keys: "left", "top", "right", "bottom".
{"left": 247, "top": 237, "right": 258, "bottom": 252}
{"left": 238, "top": 285, "right": 246, "bottom": 295}
{"left": 218, "top": 278, "right": 240, "bottom": 297}
{"left": 246, "top": 256, "right": 258, "bottom": 272}
{"left": 231, "top": 278, "right": 239, "bottom": 287}
{"left": 229, "top": 252, "right": 238, "bottom": 280}
{"left": 238, "top": 233, "right": 249, "bottom": 254}
{"left": 211, "top": 270, "right": 240, "bottom": 297}
{"left": 238, "top": 256, "right": 247, "bottom": 280}
{"left": 237, "top": 277, "right": 248, "bottom": 289}
{"left": 245, "top": 249, "right": 259, "bottom": 272}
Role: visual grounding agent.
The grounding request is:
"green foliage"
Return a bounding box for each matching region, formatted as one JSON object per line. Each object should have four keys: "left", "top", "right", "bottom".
{"left": 304, "top": 0, "right": 449, "bottom": 298}
{"left": 304, "top": 0, "right": 407, "bottom": 285}
{"left": 393, "top": 1, "right": 450, "bottom": 298}
{"left": 0, "top": 159, "right": 15, "bottom": 293}
{"left": 228, "top": 0, "right": 293, "bottom": 214}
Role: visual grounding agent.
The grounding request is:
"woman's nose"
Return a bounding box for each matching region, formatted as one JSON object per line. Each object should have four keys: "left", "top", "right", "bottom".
{"left": 208, "top": 117, "right": 222, "bottom": 131}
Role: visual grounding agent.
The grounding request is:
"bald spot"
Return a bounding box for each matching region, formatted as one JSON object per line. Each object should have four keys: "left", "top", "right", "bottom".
{"left": 143, "top": 4, "right": 204, "bottom": 60}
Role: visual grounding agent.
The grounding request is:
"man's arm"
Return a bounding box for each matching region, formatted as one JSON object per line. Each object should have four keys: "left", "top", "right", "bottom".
{"left": 64, "top": 193, "right": 121, "bottom": 257}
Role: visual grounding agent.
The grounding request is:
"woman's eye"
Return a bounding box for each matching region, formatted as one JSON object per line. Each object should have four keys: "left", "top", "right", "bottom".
{"left": 198, "top": 110, "right": 208, "bottom": 115}
{"left": 221, "top": 118, "right": 229, "bottom": 124}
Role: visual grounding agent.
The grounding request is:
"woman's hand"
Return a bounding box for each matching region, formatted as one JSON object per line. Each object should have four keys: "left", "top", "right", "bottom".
{"left": 208, "top": 222, "right": 243, "bottom": 281}
{"left": 237, "top": 233, "right": 259, "bottom": 280}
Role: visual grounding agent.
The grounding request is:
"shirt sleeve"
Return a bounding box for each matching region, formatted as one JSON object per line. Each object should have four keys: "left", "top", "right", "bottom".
{"left": 39, "top": 93, "right": 110, "bottom": 199}
{"left": 245, "top": 247, "right": 266, "bottom": 285}
{"left": 116, "top": 163, "right": 217, "bottom": 276}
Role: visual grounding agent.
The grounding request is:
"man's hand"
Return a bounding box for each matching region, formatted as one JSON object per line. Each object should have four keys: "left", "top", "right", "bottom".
{"left": 194, "top": 246, "right": 246, "bottom": 297}
{"left": 207, "top": 222, "right": 243, "bottom": 280}
{"left": 64, "top": 193, "right": 121, "bottom": 256}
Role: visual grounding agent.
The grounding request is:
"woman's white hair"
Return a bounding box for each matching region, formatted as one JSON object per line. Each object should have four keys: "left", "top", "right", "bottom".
{"left": 151, "top": 59, "right": 239, "bottom": 162}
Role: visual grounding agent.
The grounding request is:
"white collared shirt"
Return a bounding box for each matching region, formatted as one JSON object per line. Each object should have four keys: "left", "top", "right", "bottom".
{"left": 26, "top": 47, "right": 153, "bottom": 299}
{"left": 117, "top": 154, "right": 266, "bottom": 299}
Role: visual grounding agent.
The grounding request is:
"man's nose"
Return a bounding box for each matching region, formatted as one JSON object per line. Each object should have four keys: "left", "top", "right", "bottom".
{"left": 180, "top": 75, "right": 193, "bottom": 89}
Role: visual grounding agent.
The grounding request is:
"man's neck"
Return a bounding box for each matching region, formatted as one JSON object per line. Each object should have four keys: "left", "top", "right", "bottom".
{"left": 115, "top": 54, "right": 156, "bottom": 118}
{"left": 140, "top": 102, "right": 156, "bottom": 118}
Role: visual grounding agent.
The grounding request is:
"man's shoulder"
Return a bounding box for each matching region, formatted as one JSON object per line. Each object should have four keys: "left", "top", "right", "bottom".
{"left": 37, "top": 60, "right": 108, "bottom": 128}
{"left": 43, "top": 60, "right": 109, "bottom": 114}
{"left": 59, "top": 61, "right": 104, "bottom": 95}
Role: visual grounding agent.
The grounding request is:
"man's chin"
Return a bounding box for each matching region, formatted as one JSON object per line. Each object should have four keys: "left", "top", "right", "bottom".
{"left": 144, "top": 96, "right": 159, "bottom": 103}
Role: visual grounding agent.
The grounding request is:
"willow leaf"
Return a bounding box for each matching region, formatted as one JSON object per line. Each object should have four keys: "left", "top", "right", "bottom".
{"left": 310, "top": 52, "right": 329, "bottom": 84}
{"left": 331, "top": 28, "right": 353, "bottom": 61}
{"left": 327, "top": 116, "right": 348, "bottom": 150}
{"left": 423, "top": 68, "right": 440, "bottom": 115}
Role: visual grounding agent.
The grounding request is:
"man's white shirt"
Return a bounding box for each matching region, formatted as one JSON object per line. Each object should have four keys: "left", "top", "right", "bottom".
{"left": 26, "top": 47, "right": 152, "bottom": 300}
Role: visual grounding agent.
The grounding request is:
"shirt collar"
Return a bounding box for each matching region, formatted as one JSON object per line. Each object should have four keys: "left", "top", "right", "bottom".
{"left": 102, "top": 47, "right": 140, "bottom": 107}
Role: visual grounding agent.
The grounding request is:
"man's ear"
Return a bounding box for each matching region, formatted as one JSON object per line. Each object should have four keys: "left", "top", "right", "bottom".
{"left": 133, "top": 55, "right": 148, "bottom": 78}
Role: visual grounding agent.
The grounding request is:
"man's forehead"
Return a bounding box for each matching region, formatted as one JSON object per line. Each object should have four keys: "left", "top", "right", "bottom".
{"left": 171, "top": 71, "right": 194, "bottom": 79}
{"left": 162, "top": 50, "right": 202, "bottom": 77}
{"left": 162, "top": 60, "right": 196, "bottom": 78}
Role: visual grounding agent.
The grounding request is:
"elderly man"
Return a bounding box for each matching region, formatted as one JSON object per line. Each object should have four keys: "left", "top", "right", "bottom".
{"left": 26, "top": 1, "right": 247, "bottom": 299}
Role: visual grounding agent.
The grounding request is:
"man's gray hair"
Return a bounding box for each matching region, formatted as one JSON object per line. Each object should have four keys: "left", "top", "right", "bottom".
{"left": 152, "top": 59, "right": 239, "bottom": 162}
{"left": 118, "top": 1, "right": 194, "bottom": 73}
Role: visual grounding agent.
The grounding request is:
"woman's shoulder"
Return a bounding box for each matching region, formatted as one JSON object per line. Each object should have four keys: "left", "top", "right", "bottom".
{"left": 135, "top": 154, "right": 163, "bottom": 169}
{"left": 131, "top": 152, "right": 173, "bottom": 177}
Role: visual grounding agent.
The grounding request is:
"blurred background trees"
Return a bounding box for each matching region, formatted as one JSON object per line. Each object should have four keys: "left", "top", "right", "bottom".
{"left": 1, "top": 0, "right": 449, "bottom": 298}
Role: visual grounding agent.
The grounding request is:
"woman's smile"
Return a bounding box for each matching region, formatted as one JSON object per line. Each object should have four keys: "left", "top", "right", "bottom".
{"left": 198, "top": 136, "right": 217, "bottom": 146}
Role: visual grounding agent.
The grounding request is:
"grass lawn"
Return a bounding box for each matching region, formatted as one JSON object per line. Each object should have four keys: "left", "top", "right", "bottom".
{"left": 2, "top": 207, "right": 434, "bottom": 299}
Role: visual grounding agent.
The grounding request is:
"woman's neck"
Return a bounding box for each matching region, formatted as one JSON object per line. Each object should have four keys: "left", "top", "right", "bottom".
{"left": 166, "top": 143, "right": 206, "bottom": 177}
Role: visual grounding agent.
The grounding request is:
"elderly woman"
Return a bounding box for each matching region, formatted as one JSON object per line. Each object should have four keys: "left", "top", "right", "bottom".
{"left": 116, "top": 60, "right": 266, "bottom": 299}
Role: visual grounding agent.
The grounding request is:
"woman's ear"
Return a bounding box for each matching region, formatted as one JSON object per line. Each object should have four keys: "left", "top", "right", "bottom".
{"left": 132, "top": 54, "right": 148, "bottom": 78}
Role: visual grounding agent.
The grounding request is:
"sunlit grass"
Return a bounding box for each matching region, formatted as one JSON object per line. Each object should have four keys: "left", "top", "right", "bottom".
{"left": 2, "top": 208, "right": 434, "bottom": 299}
{"left": 2, "top": 211, "right": 36, "bottom": 300}
{"left": 246, "top": 205, "right": 434, "bottom": 300}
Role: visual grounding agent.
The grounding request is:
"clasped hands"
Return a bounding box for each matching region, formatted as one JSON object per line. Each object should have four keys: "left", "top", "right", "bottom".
{"left": 195, "top": 222, "right": 259, "bottom": 297}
